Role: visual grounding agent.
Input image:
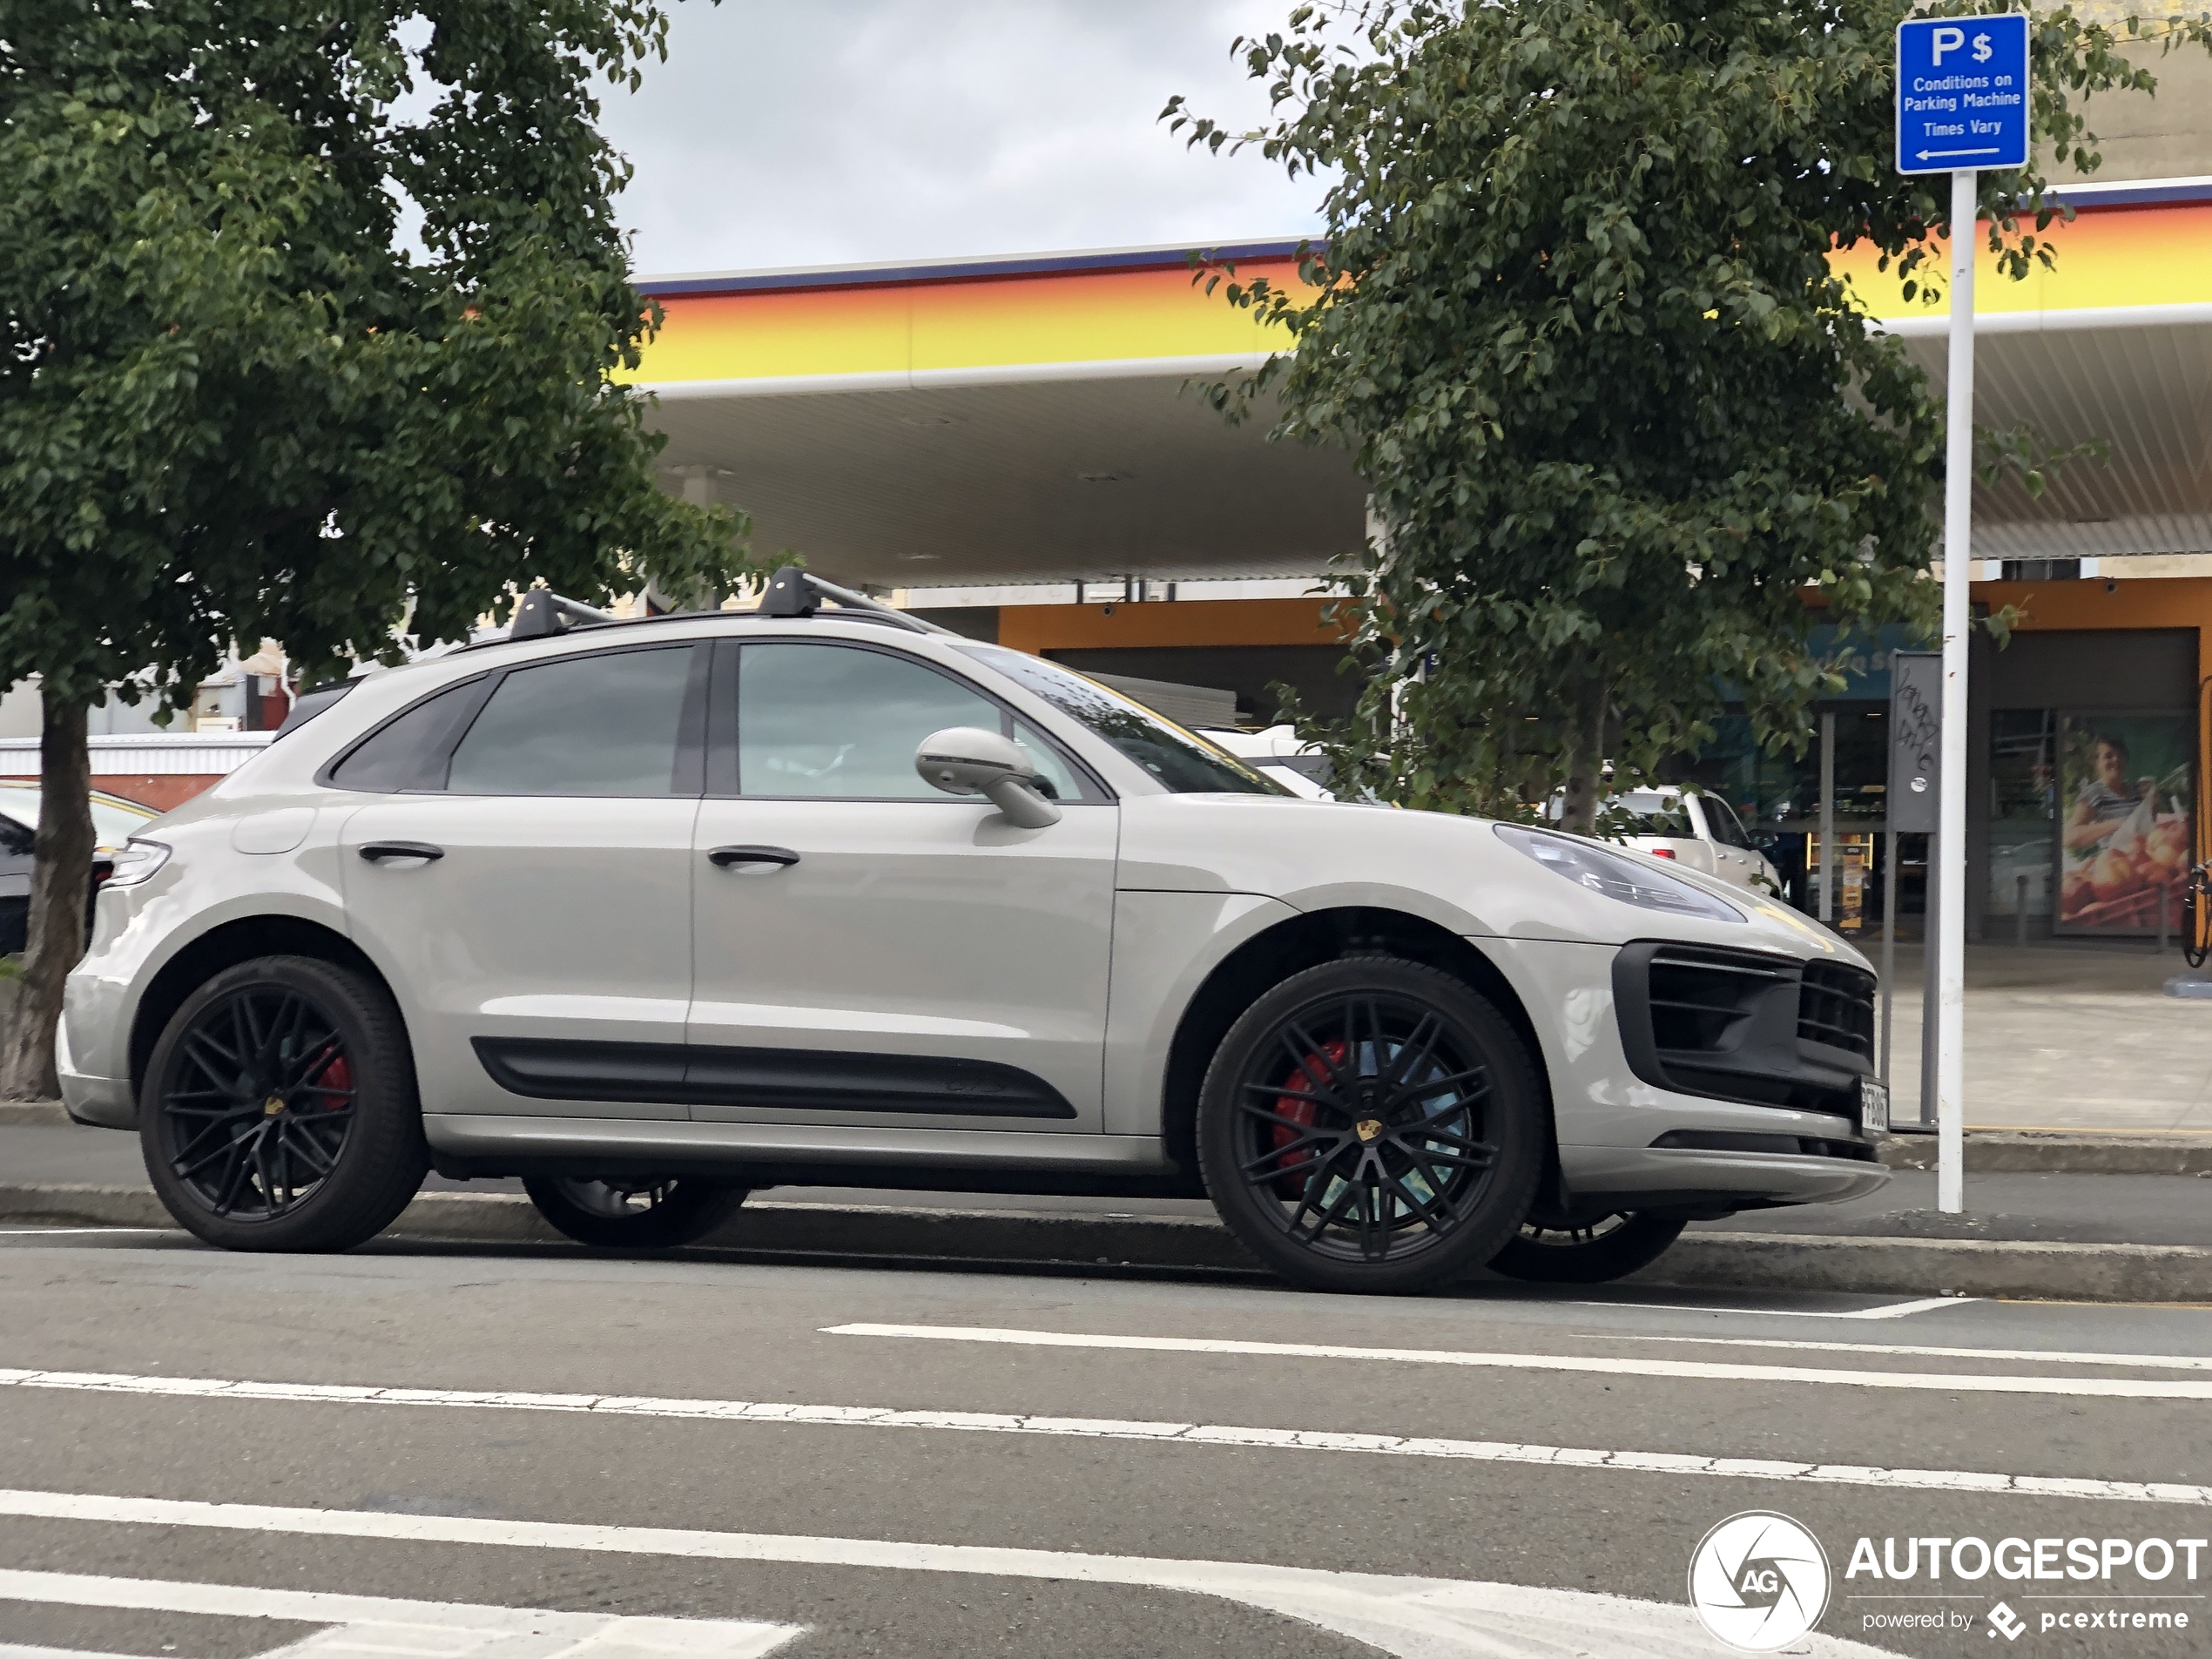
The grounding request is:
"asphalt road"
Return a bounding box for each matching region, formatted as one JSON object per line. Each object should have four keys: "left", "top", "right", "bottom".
{"left": 2, "top": 1227, "right": 2208, "bottom": 1658}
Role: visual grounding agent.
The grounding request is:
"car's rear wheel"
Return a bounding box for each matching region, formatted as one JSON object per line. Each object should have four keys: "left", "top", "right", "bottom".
{"left": 1197, "top": 955, "right": 1544, "bottom": 1294}
{"left": 1487, "top": 1210, "right": 1687, "bottom": 1284}
{"left": 523, "top": 1176, "right": 748, "bottom": 1249}
{"left": 140, "top": 955, "right": 427, "bottom": 1251}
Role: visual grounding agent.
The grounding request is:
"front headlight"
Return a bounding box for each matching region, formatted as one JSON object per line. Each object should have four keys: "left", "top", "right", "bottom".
{"left": 99, "top": 838, "right": 171, "bottom": 888}
{"left": 1496, "top": 825, "right": 1743, "bottom": 923}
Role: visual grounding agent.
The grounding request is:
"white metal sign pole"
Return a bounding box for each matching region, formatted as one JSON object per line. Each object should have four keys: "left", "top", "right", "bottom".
{"left": 1936, "top": 167, "right": 1977, "bottom": 1214}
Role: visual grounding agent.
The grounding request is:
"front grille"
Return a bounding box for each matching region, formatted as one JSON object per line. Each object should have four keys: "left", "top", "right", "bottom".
{"left": 1646, "top": 948, "right": 1794, "bottom": 1055}
{"left": 1798, "top": 961, "right": 1876, "bottom": 1060}
{"left": 1651, "top": 1129, "right": 1878, "bottom": 1162}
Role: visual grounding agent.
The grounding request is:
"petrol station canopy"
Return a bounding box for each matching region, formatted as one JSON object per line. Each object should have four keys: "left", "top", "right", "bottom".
{"left": 627, "top": 177, "right": 2212, "bottom": 593}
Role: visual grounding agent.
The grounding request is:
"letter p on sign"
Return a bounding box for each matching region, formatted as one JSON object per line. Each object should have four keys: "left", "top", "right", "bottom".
{"left": 1931, "top": 24, "right": 1966, "bottom": 60}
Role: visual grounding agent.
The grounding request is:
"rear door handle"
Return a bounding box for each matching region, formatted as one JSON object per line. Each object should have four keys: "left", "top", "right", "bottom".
{"left": 359, "top": 841, "right": 444, "bottom": 863}
{"left": 707, "top": 844, "right": 799, "bottom": 869}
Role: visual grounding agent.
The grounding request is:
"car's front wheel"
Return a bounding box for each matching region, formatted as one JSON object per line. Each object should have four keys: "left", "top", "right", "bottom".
{"left": 140, "top": 954, "right": 428, "bottom": 1251}
{"left": 523, "top": 1176, "right": 748, "bottom": 1249}
{"left": 1197, "top": 955, "right": 1544, "bottom": 1294}
{"left": 1487, "top": 1211, "right": 1688, "bottom": 1284}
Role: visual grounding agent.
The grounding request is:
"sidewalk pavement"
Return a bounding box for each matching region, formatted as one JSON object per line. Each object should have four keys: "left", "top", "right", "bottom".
{"left": 1872, "top": 939, "right": 2212, "bottom": 1133}
{"left": 6, "top": 1116, "right": 2208, "bottom": 1303}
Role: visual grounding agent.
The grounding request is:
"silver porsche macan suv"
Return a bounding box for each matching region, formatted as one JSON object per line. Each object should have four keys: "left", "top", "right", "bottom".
{"left": 58, "top": 570, "right": 1887, "bottom": 1294}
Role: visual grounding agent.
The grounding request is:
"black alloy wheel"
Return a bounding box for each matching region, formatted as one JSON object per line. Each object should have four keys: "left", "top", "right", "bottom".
{"left": 140, "top": 955, "right": 428, "bottom": 1251}
{"left": 1487, "top": 1210, "right": 1688, "bottom": 1285}
{"left": 523, "top": 1175, "right": 748, "bottom": 1249}
{"left": 1197, "top": 955, "right": 1543, "bottom": 1294}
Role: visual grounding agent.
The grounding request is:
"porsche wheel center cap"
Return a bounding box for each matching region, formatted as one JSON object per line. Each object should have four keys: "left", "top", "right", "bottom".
{"left": 1354, "top": 1118, "right": 1384, "bottom": 1143}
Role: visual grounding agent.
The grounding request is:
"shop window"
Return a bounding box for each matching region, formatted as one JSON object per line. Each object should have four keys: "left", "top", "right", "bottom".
{"left": 1988, "top": 710, "right": 2055, "bottom": 919}
{"left": 1999, "top": 559, "right": 2080, "bottom": 582}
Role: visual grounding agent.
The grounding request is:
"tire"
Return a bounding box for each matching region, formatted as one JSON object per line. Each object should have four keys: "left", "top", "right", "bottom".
{"left": 1196, "top": 954, "right": 1545, "bottom": 1294}
{"left": 523, "top": 1176, "right": 748, "bottom": 1249}
{"left": 1487, "top": 1211, "right": 1688, "bottom": 1285}
{"left": 139, "top": 954, "right": 428, "bottom": 1251}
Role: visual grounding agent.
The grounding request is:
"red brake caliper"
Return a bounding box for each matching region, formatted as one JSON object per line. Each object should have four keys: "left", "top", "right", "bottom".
{"left": 1271, "top": 1039, "right": 1345, "bottom": 1198}
{"left": 313, "top": 1055, "right": 352, "bottom": 1110}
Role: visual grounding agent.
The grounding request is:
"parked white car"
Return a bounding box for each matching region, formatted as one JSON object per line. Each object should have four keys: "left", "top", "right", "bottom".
{"left": 1613, "top": 786, "right": 1783, "bottom": 896}
{"left": 1197, "top": 724, "right": 1333, "bottom": 799}
{"left": 57, "top": 571, "right": 1884, "bottom": 1293}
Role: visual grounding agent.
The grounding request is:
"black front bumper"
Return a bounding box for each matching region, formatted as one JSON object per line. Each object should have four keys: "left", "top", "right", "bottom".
{"left": 1611, "top": 941, "right": 1876, "bottom": 1123}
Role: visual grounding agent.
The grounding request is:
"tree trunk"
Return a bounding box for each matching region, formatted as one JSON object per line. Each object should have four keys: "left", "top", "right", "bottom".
{"left": 0, "top": 695, "right": 95, "bottom": 1101}
{"left": 1558, "top": 680, "right": 1609, "bottom": 836}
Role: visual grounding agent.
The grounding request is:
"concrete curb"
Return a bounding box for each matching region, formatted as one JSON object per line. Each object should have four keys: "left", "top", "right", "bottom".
{"left": 1878, "top": 1130, "right": 2212, "bottom": 1175}
{"left": 4, "top": 1181, "right": 2208, "bottom": 1303}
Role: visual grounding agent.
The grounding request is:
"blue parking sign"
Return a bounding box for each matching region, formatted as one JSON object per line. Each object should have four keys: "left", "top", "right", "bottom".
{"left": 1896, "top": 13, "right": 2030, "bottom": 174}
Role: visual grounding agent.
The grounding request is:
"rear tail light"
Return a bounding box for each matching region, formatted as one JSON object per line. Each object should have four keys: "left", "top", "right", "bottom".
{"left": 1648, "top": 846, "right": 1677, "bottom": 859}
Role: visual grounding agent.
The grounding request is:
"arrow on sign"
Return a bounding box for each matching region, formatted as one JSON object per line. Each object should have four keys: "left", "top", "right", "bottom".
{"left": 1915, "top": 147, "right": 2001, "bottom": 159}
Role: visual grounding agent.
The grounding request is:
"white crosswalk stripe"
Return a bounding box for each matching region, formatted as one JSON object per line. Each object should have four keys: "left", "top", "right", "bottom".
{"left": 0, "top": 1494, "right": 1896, "bottom": 1659}
{"left": 822, "top": 1320, "right": 2212, "bottom": 1399}
{"left": 0, "top": 1568, "right": 801, "bottom": 1659}
{"left": 0, "top": 1363, "right": 2202, "bottom": 1505}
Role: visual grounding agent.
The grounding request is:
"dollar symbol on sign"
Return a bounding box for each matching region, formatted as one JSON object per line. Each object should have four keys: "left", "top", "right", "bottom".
{"left": 1972, "top": 30, "right": 1993, "bottom": 61}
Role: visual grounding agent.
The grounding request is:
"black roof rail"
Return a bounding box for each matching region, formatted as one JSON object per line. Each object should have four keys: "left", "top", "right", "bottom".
{"left": 496, "top": 569, "right": 957, "bottom": 646}
{"left": 759, "top": 566, "right": 960, "bottom": 637}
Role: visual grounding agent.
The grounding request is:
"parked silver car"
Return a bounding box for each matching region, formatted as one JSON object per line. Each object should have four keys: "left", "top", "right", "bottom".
{"left": 58, "top": 571, "right": 1885, "bottom": 1293}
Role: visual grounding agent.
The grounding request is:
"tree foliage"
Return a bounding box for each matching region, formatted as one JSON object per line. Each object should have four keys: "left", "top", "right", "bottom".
{"left": 1169, "top": 0, "right": 2209, "bottom": 828}
{"left": 0, "top": 0, "right": 748, "bottom": 1093}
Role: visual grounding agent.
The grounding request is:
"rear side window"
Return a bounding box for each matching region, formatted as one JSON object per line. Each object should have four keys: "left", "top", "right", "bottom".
{"left": 327, "top": 678, "right": 494, "bottom": 792}
{"left": 448, "top": 646, "right": 700, "bottom": 797}
{"left": 1701, "top": 794, "right": 1754, "bottom": 848}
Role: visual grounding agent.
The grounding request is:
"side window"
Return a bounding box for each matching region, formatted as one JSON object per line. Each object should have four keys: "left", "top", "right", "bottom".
{"left": 740, "top": 642, "right": 1071, "bottom": 801}
{"left": 1702, "top": 794, "right": 1753, "bottom": 848}
{"left": 447, "top": 646, "right": 700, "bottom": 798}
{"left": 0, "top": 815, "right": 32, "bottom": 858}
{"left": 327, "top": 677, "right": 494, "bottom": 792}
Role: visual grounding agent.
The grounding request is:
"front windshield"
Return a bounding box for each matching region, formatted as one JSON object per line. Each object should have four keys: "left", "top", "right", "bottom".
{"left": 961, "top": 646, "right": 1289, "bottom": 795}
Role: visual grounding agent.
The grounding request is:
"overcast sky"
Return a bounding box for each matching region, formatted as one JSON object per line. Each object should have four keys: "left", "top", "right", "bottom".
{"left": 595, "top": 1, "right": 1330, "bottom": 277}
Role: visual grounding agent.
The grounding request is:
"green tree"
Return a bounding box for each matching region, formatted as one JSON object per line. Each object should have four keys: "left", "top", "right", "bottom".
{"left": 0, "top": 0, "right": 749, "bottom": 1097}
{"left": 1169, "top": 0, "right": 2207, "bottom": 830}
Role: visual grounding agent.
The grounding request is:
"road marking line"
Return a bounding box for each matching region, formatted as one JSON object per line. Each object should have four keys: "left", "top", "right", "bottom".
{"left": 0, "top": 1494, "right": 1897, "bottom": 1659}
{"left": 1621, "top": 1334, "right": 2212, "bottom": 1371}
{"left": 0, "top": 1229, "right": 165, "bottom": 1237}
{"left": 0, "top": 1368, "right": 2201, "bottom": 1505}
{"left": 1571, "top": 1296, "right": 1967, "bottom": 1320}
{"left": 0, "top": 1566, "right": 800, "bottom": 1659}
{"left": 822, "top": 1322, "right": 2212, "bottom": 1399}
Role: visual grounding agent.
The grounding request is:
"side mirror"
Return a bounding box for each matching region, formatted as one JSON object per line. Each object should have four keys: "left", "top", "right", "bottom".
{"left": 915, "top": 726, "right": 1062, "bottom": 829}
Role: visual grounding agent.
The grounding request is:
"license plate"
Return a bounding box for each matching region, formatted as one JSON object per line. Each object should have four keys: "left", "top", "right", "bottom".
{"left": 1859, "top": 1076, "right": 1890, "bottom": 1133}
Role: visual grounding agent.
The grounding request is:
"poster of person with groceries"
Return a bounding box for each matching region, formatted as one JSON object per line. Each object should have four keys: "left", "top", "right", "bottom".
{"left": 2056, "top": 713, "right": 2194, "bottom": 935}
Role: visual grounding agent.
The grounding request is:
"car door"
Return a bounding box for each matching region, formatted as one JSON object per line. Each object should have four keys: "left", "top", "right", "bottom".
{"left": 1690, "top": 795, "right": 1763, "bottom": 890}
{"left": 336, "top": 642, "right": 708, "bottom": 1119}
{"left": 687, "top": 637, "right": 1116, "bottom": 1132}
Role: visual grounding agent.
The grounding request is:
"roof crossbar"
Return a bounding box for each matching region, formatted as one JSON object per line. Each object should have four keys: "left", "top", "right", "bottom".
{"left": 758, "top": 566, "right": 961, "bottom": 637}
{"left": 508, "top": 590, "right": 619, "bottom": 640}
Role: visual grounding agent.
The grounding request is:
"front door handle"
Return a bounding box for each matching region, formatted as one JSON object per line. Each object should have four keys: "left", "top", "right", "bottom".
{"left": 359, "top": 841, "right": 444, "bottom": 863}
{"left": 707, "top": 844, "right": 799, "bottom": 869}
